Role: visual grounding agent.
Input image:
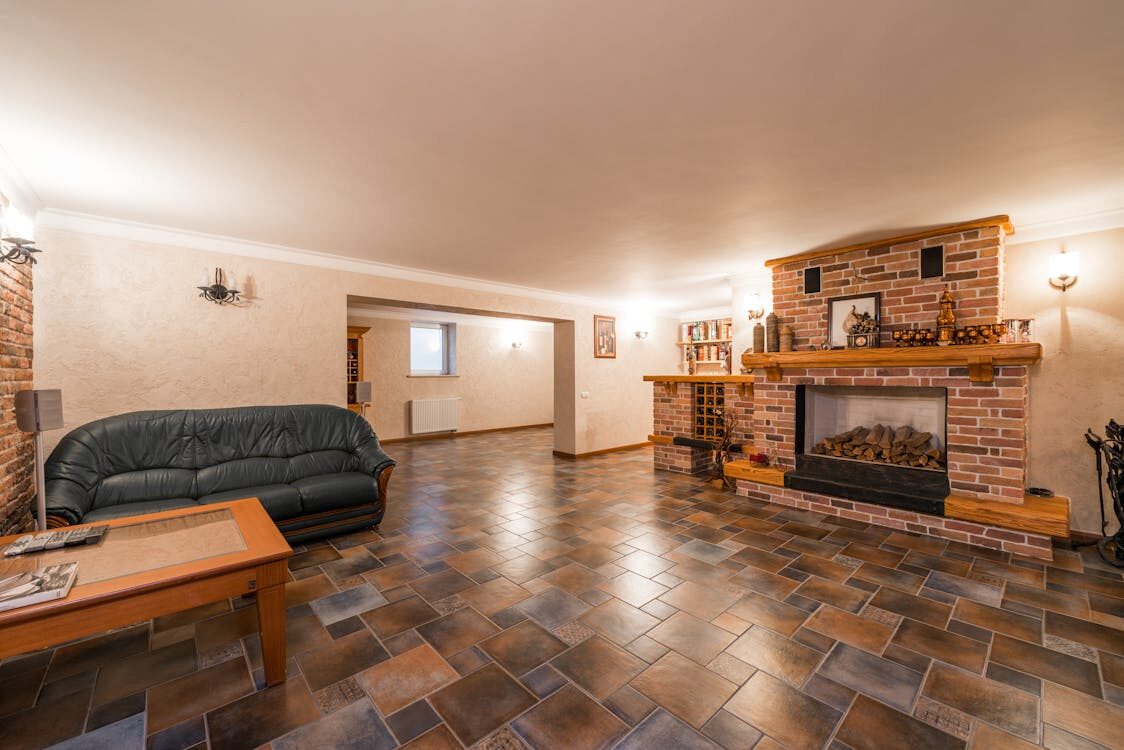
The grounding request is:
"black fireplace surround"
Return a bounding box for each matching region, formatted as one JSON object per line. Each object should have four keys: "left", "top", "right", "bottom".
{"left": 785, "top": 385, "right": 950, "bottom": 515}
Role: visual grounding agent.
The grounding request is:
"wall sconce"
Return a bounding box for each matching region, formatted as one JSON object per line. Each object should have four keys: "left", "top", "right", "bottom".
{"left": 747, "top": 292, "right": 765, "bottom": 320}
{"left": 1048, "top": 250, "right": 1079, "bottom": 292}
{"left": 635, "top": 330, "right": 649, "bottom": 339}
{"left": 511, "top": 340, "right": 524, "bottom": 349}
{"left": 198, "top": 267, "right": 242, "bottom": 305}
{"left": 1, "top": 204, "right": 41, "bottom": 265}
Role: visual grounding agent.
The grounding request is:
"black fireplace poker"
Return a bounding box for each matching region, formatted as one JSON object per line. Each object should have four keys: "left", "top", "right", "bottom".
{"left": 1085, "top": 420, "right": 1124, "bottom": 568}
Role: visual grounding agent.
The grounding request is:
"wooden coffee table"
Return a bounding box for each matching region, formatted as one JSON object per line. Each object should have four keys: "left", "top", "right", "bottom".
{"left": 0, "top": 498, "right": 293, "bottom": 685}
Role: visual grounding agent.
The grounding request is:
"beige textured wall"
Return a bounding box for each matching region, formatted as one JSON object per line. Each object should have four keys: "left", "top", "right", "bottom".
{"left": 33, "top": 227, "right": 679, "bottom": 456}
{"left": 1006, "top": 227, "right": 1124, "bottom": 533}
{"left": 353, "top": 316, "right": 554, "bottom": 440}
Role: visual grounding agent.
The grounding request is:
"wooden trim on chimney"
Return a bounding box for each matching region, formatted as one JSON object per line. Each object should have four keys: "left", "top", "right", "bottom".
{"left": 764, "top": 215, "right": 1015, "bottom": 268}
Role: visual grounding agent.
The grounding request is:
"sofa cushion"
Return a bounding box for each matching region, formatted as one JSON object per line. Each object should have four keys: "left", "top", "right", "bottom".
{"left": 195, "top": 457, "right": 291, "bottom": 496}
{"left": 292, "top": 472, "right": 378, "bottom": 513}
{"left": 84, "top": 498, "right": 199, "bottom": 523}
{"left": 93, "top": 468, "right": 197, "bottom": 509}
{"left": 197, "top": 484, "right": 303, "bottom": 520}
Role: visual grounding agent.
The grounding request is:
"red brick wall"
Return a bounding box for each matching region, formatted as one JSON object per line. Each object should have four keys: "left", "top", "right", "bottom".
{"left": 0, "top": 260, "right": 34, "bottom": 534}
{"left": 771, "top": 225, "right": 1005, "bottom": 348}
{"left": 752, "top": 366, "right": 1029, "bottom": 503}
{"left": 735, "top": 479, "right": 1052, "bottom": 560}
{"left": 652, "top": 382, "right": 753, "bottom": 475}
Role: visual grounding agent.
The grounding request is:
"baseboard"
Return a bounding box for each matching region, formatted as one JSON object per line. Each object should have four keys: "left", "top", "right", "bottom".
{"left": 381, "top": 423, "right": 553, "bottom": 444}
{"left": 553, "top": 442, "right": 652, "bottom": 459}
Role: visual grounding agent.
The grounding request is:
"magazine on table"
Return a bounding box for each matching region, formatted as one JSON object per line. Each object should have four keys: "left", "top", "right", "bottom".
{"left": 0, "top": 562, "right": 78, "bottom": 612}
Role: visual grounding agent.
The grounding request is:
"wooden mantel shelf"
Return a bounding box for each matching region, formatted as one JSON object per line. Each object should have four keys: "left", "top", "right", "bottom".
{"left": 644, "top": 373, "right": 754, "bottom": 396}
{"left": 741, "top": 343, "right": 1042, "bottom": 384}
{"left": 643, "top": 375, "right": 755, "bottom": 384}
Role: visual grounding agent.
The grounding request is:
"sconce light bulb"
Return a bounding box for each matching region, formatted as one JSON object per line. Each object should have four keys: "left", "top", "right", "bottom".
{"left": 1048, "top": 250, "right": 1080, "bottom": 291}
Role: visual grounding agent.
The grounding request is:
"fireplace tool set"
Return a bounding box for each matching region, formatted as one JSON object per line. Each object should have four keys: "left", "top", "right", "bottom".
{"left": 1085, "top": 420, "right": 1124, "bottom": 568}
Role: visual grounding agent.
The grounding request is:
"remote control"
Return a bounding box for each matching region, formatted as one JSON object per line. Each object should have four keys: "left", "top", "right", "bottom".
{"left": 84, "top": 526, "right": 107, "bottom": 544}
{"left": 63, "top": 528, "right": 89, "bottom": 546}
{"left": 43, "top": 531, "right": 69, "bottom": 550}
{"left": 23, "top": 535, "right": 48, "bottom": 553}
{"left": 3, "top": 535, "right": 34, "bottom": 557}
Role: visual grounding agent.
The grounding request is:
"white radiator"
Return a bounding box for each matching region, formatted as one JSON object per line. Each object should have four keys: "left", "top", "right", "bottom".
{"left": 410, "top": 398, "right": 460, "bottom": 434}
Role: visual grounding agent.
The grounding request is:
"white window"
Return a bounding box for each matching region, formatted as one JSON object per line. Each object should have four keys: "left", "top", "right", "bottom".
{"left": 410, "top": 322, "right": 456, "bottom": 375}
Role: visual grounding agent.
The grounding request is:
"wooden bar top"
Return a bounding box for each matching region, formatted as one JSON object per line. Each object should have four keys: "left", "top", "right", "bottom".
{"left": 643, "top": 374, "right": 755, "bottom": 384}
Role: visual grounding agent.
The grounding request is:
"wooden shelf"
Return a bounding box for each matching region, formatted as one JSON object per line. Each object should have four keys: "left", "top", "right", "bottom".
{"left": 765, "top": 215, "right": 1014, "bottom": 268}
{"left": 644, "top": 375, "right": 754, "bottom": 384}
{"left": 946, "top": 493, "right": 1070, "bottom": 538}
{"left": 678, "top": 339, "right": 733, "bottom": 346}
{"left": 740, "top": 343, "right": 1042, "bottom": 384}
{"left": 723, "top": 461, "right": 787, "bottom": 487}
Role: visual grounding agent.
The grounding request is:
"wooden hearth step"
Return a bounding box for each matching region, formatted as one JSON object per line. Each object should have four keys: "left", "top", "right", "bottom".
{"left": 722, "top": 460, "right": 786, "bottom": 487}
{"left": 945, "top": 493, "right": 1070, "bottom": 539}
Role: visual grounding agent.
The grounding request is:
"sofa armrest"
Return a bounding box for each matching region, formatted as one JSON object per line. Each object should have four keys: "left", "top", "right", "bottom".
{"left": 45, "top": 478, "right": 89, "bottom": 526}
{"left": 356, "top": 442, "right": 396, "bottom": 485}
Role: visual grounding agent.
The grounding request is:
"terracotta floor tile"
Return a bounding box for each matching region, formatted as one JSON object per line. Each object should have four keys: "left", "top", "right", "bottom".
{"left": 892, "top": 618, "right": 989, "bottom": 673}
{"left": 429, "top": 663, "right": 537, "bottom": 746}
{"left": 989, "top": 633, "right": 1103, "bottom": 697}
{"left": 1042, "top": 680, "right": 1124, "bottom": 748}
{"left": 147, "top": 657, "right": 254, "bottom": 733}
{"left": 479, "top": 620, "right": 569, "bottom": 675}
{"left": 922, "top": 662, "right": 1039, "bottom": 741}
{"left": 727, "top": 625, "right": 824, "bottom": 687}
{"left": 205, "top": 678, "right": 319, "bottom": 750}
{"left": 1004, "top": 581, "right": 1090, "bottom": 619}
{"left": 409, "top": 569, "right": 477, "bottom": 603}
{"left": 630, "top": 651, "right": 736, "bottom": 728}
{"left": 1045, "top": 610, "right": 1124, "bottom": 655}
{"left": 91, "top": 638, "right": 197, "bottom": 707}
{"left": 579, "top": 598, "right": 660, "bottom": 645}
{"left": 795, "top": 576, "right": 870, "bottom": 613}
{"left": 46, "top": 624, "right": 150, "bottom": 682}
{"left": 806, "top": 605, "right": 892, "bottom": 653}
{"left": 598, "top": 571, "right": 669, "bottom": 608}
{"left": 361, "top": 595, "right": 440, "bottom": 637}
{"left": 516, "top": 586, "right": 592, "bottom": 629}
{"left": 725, "top": 591, "right": 810, "bottom": 636}
{"left": 365, "top": 561, "right": 429, "bottom": 590}
{"left": 296, "top": 628, "right": 390, "bottom": 691}
{"left": 725, "top": 671, "right": 841, "bottom": 750}
{"left": 870, "top": 586, "right": 952, "bottom": 627}
{"left": 541, "top": 562, "right": 607, "bottom": 595}
{"left": 952, "top": 598, "right": 1041, "bottom": 644}
{"left": 456, "top": 576, "right": 533, "bottom": 615}
{"left": 551, "top": 636, "right": 646, "bottom": 699}
{"left": 416, "top": 606, "right": 501, "bottom": 657}
{"left": 837, "top": 694, "right": 964, "bottom": 750}
{"left": 728, "top": 566, "right": 800, "bottom": 600}
{"left": 615, "top": 709, "right": 724, "bottom": 750}
{"left": 400, "top": 724, "right": 462, "bottom": 750}
{"left": 511, "top": 683, "right": 628, "bottom": 750}
{"left": 819, "top": 643, "right": 923, "bottom": 712}
{"left": 358, "top": 643, "right": 459, "bottom": 715}
{"left": 658, "top": 580, "right": 742, "bottom": 621}
{"left": 647, "top": 611, "right": 736, "bottom": 664}
{"left": 273, "top": 698, "right": 396, "bottom": 750}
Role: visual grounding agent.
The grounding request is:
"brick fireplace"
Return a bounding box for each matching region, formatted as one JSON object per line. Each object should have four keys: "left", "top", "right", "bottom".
{"left": 646, "top": 216, "right": 1067, "bottom": 560}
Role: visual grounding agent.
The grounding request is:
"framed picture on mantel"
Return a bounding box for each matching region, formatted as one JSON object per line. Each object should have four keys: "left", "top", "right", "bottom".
{"left": 827, "top": 292, "right": 880, "bottom": 349}
{"left": 594, "top": 314, "right": 616, "bottom": 358}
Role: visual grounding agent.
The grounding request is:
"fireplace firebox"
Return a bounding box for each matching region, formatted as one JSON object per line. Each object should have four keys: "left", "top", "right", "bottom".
{"left": 787, "top": 385, "right": 950, "bottom": 514}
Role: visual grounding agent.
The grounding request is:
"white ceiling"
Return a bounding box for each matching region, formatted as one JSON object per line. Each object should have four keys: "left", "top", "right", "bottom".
{"left": 2, "top": 1, "right": 1123, "bottom": 311}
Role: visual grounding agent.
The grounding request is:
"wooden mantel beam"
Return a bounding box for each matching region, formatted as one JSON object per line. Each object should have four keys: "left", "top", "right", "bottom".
{"left": 764, "top": 215, "right": 1014, "bottom": 268}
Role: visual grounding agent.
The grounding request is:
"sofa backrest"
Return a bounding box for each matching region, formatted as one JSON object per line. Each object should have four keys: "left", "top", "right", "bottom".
{"left": 46, "top": 405, "right": 381, "bottom": 510}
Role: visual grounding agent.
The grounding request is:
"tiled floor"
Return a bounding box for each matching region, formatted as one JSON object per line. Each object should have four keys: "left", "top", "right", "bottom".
{"left": 2, "top": 426, "right": 1124, "bottom": 749}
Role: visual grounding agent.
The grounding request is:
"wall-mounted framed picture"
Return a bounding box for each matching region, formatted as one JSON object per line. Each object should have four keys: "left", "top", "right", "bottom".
{"left": 594, "top": 314, "right": 616, "bottom": 358}
{"left": 826, "top": 292, "right": 881, "bottom": 349}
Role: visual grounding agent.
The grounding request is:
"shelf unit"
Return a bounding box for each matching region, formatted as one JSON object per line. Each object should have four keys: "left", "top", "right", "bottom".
{"left": 678, "top": 318, "right": 733, "bottom": 374}
{"left": 346, "top": 326, "right": 369, "bottom": 413}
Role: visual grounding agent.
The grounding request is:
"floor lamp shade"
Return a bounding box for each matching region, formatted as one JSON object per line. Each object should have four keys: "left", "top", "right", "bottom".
{"left": 15, "top": 389, "right": 64, "bottom": 532}
{"left": 16, "top": 389, "right": 64, "bottom": 432}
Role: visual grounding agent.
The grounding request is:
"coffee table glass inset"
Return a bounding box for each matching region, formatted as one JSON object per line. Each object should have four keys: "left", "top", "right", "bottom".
{"left": 0, "top": 499, "right": 292, "bottom": 686}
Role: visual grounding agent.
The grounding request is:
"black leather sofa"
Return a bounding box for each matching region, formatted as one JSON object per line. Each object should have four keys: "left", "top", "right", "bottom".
{"left": 44, "top": 404, "right": 395, "bottom": 544}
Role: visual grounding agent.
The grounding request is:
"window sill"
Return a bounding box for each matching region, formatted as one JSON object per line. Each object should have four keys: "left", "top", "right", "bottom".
{"left": 407, "top": 374, "right": 460, "bottom": 378}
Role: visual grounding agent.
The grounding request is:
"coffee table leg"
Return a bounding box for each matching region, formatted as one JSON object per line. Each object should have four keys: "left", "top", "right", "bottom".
{"left": 257, "top": 583, "right": 287, "bottom": 686}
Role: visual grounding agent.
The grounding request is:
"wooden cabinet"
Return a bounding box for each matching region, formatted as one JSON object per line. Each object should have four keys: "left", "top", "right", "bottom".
{"left": 678, "top": 318, "right": 733, "bottom": 374}
{"left": 346, "top": 326, "right": 369, "bottom": 413}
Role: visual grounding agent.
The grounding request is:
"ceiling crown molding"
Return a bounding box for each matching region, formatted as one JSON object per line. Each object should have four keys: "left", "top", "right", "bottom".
{"left": 1007, "top": 207, "right": 1124, "bottom": 245}
{"left": 36, "top": 208, "right": 627, "bottom": 310}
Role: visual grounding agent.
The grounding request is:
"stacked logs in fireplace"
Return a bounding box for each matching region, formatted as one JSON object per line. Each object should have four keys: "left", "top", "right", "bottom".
{"left": 811, "top": 424, "right": 945, "bottom": 469}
